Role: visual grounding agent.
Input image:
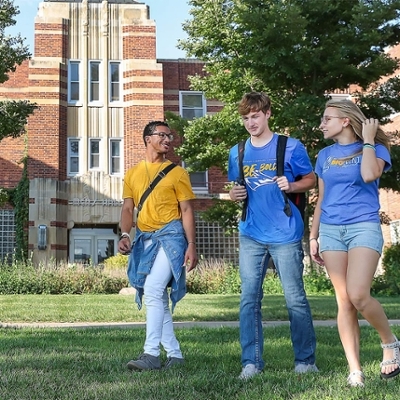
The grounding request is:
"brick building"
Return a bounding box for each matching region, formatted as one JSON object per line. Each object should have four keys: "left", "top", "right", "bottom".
{"left": 0, "top": 0, "right": 237, "bottom": 266}
{"left": 0, "top": 0, "right": 399, "bottom": 266}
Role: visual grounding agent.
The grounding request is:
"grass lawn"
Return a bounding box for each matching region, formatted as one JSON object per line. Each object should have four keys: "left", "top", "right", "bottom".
{"left": 1, "top": 293, "right": 400, "bottom": 323}
{"left": 0, "top": 294, "right": 400, "bottom": 399}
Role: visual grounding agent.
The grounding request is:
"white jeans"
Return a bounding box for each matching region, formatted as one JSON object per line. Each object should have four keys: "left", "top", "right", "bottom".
{"left": 143, "top": 240, "right": 183, "bottom": 358}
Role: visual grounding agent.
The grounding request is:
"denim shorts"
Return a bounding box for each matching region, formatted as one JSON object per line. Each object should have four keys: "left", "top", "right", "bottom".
{"left": 319, "top": 222, "right": 384, "bottom": 255}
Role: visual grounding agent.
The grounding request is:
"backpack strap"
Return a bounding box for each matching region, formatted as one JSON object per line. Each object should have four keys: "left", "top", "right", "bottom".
{"left": 276, "top": 135, "right": 292, "bottom": 217}
{"left": 137, "top": 163, "right": 177, "bottom": 215}
{"left": 238, "top": 140, "right": 248, "bottom": 221}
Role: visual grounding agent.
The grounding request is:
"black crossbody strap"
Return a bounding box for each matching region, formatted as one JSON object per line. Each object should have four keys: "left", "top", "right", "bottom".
{"left": 137, "top": 163, "right": 177, "bottom": 214}
{"left": 276, "top": 135, "right": 292, "bottom": 217}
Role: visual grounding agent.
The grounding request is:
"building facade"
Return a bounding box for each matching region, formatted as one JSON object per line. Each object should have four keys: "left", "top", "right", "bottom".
{"left": 0, "top": 0, "right": 237, "bottom": 266}
{"left": 0, "top": 0, "right": 399, "bottom": 266}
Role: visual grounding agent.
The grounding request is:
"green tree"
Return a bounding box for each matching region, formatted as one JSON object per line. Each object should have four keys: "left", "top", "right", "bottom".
{"left": 0, "top": 0, "right": 38, "bottom": 260}
{"left": 0, "top": 0, "right": 37, "bottom": 141}
{"left": 174, "top": 0, "right": 400, "bottom": 233}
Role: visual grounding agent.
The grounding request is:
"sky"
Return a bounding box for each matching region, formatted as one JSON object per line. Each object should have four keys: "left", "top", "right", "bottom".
{"left": 7, "top": 0, "right": 191, "bottom": 59}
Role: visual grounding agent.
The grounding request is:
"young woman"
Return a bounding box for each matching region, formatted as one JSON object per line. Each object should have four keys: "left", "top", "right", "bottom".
{"left": 310, "top": 99, "right": 399, "bottom": 387}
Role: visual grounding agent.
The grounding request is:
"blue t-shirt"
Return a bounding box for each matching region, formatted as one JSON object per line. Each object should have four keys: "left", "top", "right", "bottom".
{"left": 315, "top": 141, "right": 391, "bottom": 225}
{"left": 228, "top": 134, "right": 313, "bottom": 244}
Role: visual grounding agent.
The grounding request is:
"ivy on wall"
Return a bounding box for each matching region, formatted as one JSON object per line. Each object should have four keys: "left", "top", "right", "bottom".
{"left": 0, "top": 135, "right": 29, "bottom": 261}
{"left": 11, "top": 155, "right": 29, "bottom": 261}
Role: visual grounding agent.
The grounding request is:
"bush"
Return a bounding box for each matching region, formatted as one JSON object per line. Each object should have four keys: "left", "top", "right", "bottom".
{"left": 0, "top": 261, "right": 129, "bottom": 294}
{"left": 372, "top": 243, "right": 400, "bottom": 296}
{"left": 303, "top": 267, "right": 334, "bottom": 295}
{"left": 187, "top": 258, "right": 241, "bottom": 294}
{"left": 103, "top": 253, "right": 129, "bottom": 271}
{"left": 186, "top": 259, "right": 334, "bottom": 295}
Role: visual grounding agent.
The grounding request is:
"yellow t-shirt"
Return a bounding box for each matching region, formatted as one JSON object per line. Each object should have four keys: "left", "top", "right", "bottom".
{"left": 122, "top": 160, "right": 196, "bottom": 232}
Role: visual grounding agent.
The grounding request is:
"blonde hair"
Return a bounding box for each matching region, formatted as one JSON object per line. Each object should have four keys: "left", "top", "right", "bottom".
{"left": 325, "top": 99, "right": 390, "bottom": 151}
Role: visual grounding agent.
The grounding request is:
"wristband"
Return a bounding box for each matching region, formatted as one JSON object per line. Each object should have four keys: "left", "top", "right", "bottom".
{"left": 119, "top": 232, "right": 130, "bottom": 241}
{"left": 363, "top": 143, "right": 376, "bottom": 151}
{"left": 309, "top": 238, "right": 318, "bottom": 242}
{"left": 188, "top": 241, "right": 195, "bottom": 245}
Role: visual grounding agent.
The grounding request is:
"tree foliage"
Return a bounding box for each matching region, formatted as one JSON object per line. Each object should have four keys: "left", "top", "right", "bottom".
{"left": 174, "top": 0, "right": 400, "bottom": 232}
{"left": 0, "top": 0, "right": 37, "bottom": 141}
{"left": 0, "top": 1, "right": 38, "bottom": 260}
{"left": 177, "top": 0, "right": 400, "bottom": 179}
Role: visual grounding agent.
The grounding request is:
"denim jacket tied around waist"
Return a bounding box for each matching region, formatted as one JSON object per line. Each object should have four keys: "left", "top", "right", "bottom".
{"left": 127, "top": 219, "right": 187, "bottom": 312}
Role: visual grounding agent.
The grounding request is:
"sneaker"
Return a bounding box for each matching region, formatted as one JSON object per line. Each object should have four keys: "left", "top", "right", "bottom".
{"left": 239, "top": 364, "right": 261, "bottom": 380}
{"left": 127, "top": 353, "right": 161, "bottom": 371}
{"left": 165, "top": 357, "right": 185, "bottom": 369}
{"left": 294, "top": 363, "right": 319, "bottom": 373}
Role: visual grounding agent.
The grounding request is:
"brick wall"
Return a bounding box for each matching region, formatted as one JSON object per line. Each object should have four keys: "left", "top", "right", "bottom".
{"left": 123, "top": 25, "right": 157, "bottom": 60}
{"left": 34, "top": 23, "right": 69, "bottom": 58}
{"left": 160, "top": 59, "right": 227, "bottom": 197}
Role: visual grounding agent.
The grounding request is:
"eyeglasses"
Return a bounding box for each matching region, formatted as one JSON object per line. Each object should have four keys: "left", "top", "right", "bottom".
{"left": 320, "top": 116, "right": 343, "bottom": 124}
{"left": 149, "top": 132, "right": 174, "bottom": 141}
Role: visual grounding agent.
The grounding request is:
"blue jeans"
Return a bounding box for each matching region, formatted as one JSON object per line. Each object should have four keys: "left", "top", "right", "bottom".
{"left": 239, "top": 234, "right": 316, "bottom": 370}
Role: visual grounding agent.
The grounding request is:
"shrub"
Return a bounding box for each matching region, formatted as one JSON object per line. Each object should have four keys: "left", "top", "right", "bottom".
{"left": 103, "top": 253, "right": 129, "bottom": 271}
{"left": 186, "top": 259, "right": 334, "bottom": 295}
{"left": 303, "top": 267, "right": 334, "bottom": 295}
{"left": 0, "top": 261, "right": 129, "bottom": 294}
{"left": 187, "top": 258, "right": 241, "bottom": 294}
{"left": 371, "top": 243, "right": 400, "bottom": 296}
{"left": 102, "top": 253, "right": 129, "bottom": 280}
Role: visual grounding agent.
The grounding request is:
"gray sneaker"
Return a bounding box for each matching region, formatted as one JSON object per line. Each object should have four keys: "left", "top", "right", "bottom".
{"left": 127, "top": 353, "right": 161, "bottom": 371}
{"left": 294, "top": 363, "right": 319, "bottom": 373}
{"left": 165, "top": 357, "right": 185, "bottom": 369}
{"left": 239, "top": 364, "right": 261, "bottom": 380}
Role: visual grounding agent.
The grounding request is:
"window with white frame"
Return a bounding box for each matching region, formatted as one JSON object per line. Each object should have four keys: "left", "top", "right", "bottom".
{"left": 68, "top": 138, "right": 80, "bottom": 176}
{"left": 110, "top": 139, "right": 122, "bottom": 175}
{"left": 183, "top": 162, "right": 208, "bottom": 192}
{"left": 89, "top": 61, "right": 101, "bottom": 103}
{"left": 109, "top": 62, "right": 121, "bottom": 103}
{"left": 179, "top": 91, "right": 208, "bottom": 191}
{"left": 68, "top": 60, "right": 81, "bottom": 104}
{"left": 89, "top": 139, "right": 101, "bottom": 170}
{"left": 390, "top": 220, "right": 400, "bottom": 243}
{"left": 180, "top": 91, "right": 206, "bottom": 119}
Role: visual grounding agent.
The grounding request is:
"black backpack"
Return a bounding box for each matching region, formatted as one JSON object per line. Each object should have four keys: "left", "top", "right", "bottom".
{"left": 237, "top": 135, "right": 306, "bottom": 222}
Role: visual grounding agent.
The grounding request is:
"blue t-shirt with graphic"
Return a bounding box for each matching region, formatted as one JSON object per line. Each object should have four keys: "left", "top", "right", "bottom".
{"left": 315, "top": 141, "right": 391, "bottom": 225}
{"left": 228, "top": 134, "right": 313, "bottom": 244}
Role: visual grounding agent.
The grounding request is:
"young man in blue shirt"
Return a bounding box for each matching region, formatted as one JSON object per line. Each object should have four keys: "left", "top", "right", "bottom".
{"left": 228, "top": 92, "right": 318, "bottom": 379}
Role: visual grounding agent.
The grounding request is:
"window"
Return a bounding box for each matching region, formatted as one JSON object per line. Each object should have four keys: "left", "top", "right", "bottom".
{"left": 89, "top": 61, "right": 101, "bottom": 103}
{"left": 180, "top": 91, "right": 208, "bottom": 191}
{"left": 109, "top": 62, "right": 121, "bottom": 103}
{"left": 68, "top": 138, "right": 80, "bottom": 176}
{"left": 110, "top": 139, "right": 122, "bottom": 175}
{"left": 188, "top": 169, "right": 209, "bottom": 189}
{"left": 68, "top": 61, "right": 81, "bottom": 103}
{"left": 180, "top": 91, "right": 206, "bottom": 119}
{"left": 182, "top": 161, "right": 208, "bottom": 193}
{"left": 70, "top": 228, "right": 118, "bottom": 265}
{"left": 0, "top": 210, "right": 16, "bottom": 263}
{"left": 89, "top": 139, "right": 101, "bottom": 170}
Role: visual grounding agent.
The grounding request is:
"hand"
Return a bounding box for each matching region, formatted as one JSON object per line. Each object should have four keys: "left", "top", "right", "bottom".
{"left": 118, "top": 237, "right": 131, "bottom": 255}
{"left": 229, "top": 184, "right": 247, "bottom": 201}
{"left": 310, "top": 239, "right": 324, "bottom": 266}
{"left": 184, "top": 244, "right": 198, "bottom": 272}
{"left": 362, "top": 118, "right": 379, "bottom": 143}
{"left": 273, "top": 175, "right": 291, "bottom": 192}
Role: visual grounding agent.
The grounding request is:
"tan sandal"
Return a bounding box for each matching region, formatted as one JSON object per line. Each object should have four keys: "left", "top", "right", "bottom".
{"left": 347, "top": 370, "right": 365, "bottom": 388}
{"left": 380, "top": 335, "right": 400, "bottom": 380}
